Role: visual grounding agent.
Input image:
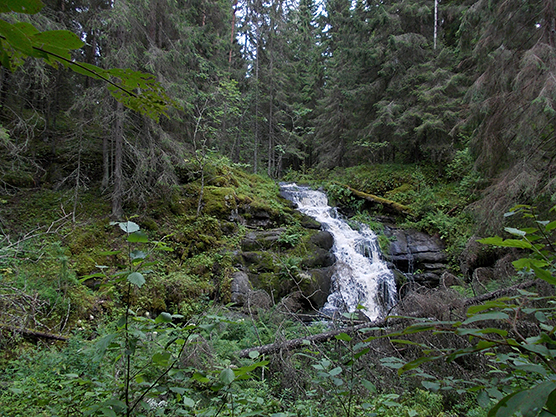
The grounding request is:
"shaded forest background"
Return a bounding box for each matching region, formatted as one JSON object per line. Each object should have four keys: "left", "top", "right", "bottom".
{"left": 2, "top": 0, "right": 556, "bottom": 224}
{"left": 3, "top": 1, "right": 556, "bottom": 415}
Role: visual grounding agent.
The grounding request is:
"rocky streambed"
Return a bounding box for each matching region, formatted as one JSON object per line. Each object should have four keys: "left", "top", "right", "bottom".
{"left": 229, "top": 184, "right": 518, "bottom": 318}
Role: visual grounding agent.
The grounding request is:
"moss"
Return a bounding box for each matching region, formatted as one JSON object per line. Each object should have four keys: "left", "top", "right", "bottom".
{"left": 202, "top": 186, "right": 239, "bottom": 218}
{"left": 136, "top": 271, "right": 214, "bottom": 316}
{"left": 255, "top": 272, "right": 280, "bottom": 295}
{"left": 138, "top": 216, "right": 159, "bottom": 231}
{"left": 385, "top": 183, "right": 414, "bottom": 197}
{"left": 242, "top": 251, "right": 279, "bottom": 274}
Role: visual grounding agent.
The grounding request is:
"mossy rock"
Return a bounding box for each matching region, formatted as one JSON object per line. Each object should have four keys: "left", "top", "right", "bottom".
{"left": 202, "top": 186, "right": 239, "bottom": 218}
{"left": 241, "top": 251, "right": 279, "bottom": 274}
{"left": 250, "top": 272, "right": 293, "bottom": 298}
{"left": 136, "top": 271, "right": 214, "bottom": 316}
{"left": 138, "top": 216, "right": 159, "bottom": 231}
{"left": 172, "top": 215, "right": 223, "bottom": 258}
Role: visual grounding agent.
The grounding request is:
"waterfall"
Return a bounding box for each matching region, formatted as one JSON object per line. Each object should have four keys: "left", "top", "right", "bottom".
{"left": 280, "top": 183, "right": 397, "bottom": 321}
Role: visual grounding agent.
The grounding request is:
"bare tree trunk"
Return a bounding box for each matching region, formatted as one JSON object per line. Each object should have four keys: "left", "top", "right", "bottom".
{"left": 112, "top": 100, "right": 124, "bottom": 219}
{"left": 254, "top": 33, "right": 260, "bottom": 174}
{"left": 102, "top": 133, "right": 110, "bottom": 189}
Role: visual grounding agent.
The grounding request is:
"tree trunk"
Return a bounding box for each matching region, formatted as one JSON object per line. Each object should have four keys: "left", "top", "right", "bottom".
{"left": 112, "top": 100, "right": 125, "bottom": 219}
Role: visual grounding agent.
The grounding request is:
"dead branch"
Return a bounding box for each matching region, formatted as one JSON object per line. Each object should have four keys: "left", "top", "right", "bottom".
{"left": 236, "top": 317, "right": 404, "bottom": 358}
{"left": 0, "top": 324, "right": 68, "bottom": 341}
{"left": 0, "top": 211, "right": 72, "bottom": 259}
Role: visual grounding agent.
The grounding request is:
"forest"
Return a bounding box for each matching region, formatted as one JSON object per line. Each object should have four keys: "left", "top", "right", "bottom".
{"left": 1, "top": 0, "right": 556, "bottom": 415}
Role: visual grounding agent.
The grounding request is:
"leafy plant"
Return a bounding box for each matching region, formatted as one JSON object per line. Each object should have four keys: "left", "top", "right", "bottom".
{"left": 0, "top": 0, "right": 172, "bottom": 119}
{"left": 379, "top": 204, "right": 556, "bottom": 417}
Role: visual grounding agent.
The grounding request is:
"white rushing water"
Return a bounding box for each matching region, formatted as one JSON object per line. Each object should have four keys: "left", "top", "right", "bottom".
{"left": 280, "top": 183, "right": 397, "bottom": 320}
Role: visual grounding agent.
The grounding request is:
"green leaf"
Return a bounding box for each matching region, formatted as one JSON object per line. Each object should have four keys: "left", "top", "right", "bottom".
{"left": 130, "top": 250, "right": 147, "bottom": 261}
{"left": 115, "top": 221, "right": 140, "bottom": 234}
{"left": 512, "top": 258, "right": 549, "bottom": 270}
{"left": 155, "top": 244, "right": 174, "bottom": 252}
{"left": 532, "top": 265, "right": 556, "bottom": 285}
{"left": 546, "top": 221, "right": 556, "bottom": 232}
{"left": 478, "top": 237, "right": 532, "bottom": 249}
{"left": 328, "top": 367, "right": 342, "bottom": 376}
{"left": 0, "top": 0, "right": 44, "bottom": 14}
{"left": 477, "top": 390, "right": 491, "bottom": 408}
{"left": 128, "top": 231, "right": 148, "bottom": 243}
{"left": 362, "top": 379, "right": 376, "bottom": 393}
{"left": 335, "top": 333, "right": 352, "bottom": 342}
{"left": 94, "top": 333, "right": 117, "bottom": 361}
{"left": 67, "top": 61, "right": 107, "bottom": 80}
{"left": 191, "top": 372, "right": 210, "bottom": 384}
{"left": 248, "top": 351, "right": 260, "bottom": 359}
{"left": 398, "top": 356, "right": 441, "bottom": 374}
{"left": 488, "top": 381, "right": 556, "bottom": 417}
{"left": 354, "top": 347, "right": 370, "bottom": 360}
{"left": 504, "top": 227, "right": 527, "bottom": 237}
{"left": 219, "top": 368, "right": 235, "bottom": 385}
{"left": 13, "top": 22, "right": 38, "bottom": 37}
{"left": 31, "top": 30, "right": 83, "bottom": 49}
{"left": 127, "top": 272, "right": 145, "bottom": 288}
{"left": 183, "top": 397, "right": 195, "bottom": 407}
{"left": 467, "top": 301, "right": 510, "bottom": 315}
{"left": 0, "top": 20, "right": 33, "bottom": 55}
{"left": 152, "top": 351, "right": 171, "bottom": 367}
{"left": 98, "top": 250, "right": 122, "bottom": 256}
{"left": 155, "top": 312, "right": 173, "bottom": 323}
{"left": 463, "top": 312, "right": 510, "bottom": 324}
{"left": 422, "top": 380, "right": 440, "bottom": 392}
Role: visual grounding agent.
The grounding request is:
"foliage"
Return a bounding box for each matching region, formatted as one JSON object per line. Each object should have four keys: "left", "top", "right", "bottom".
{"left": 382, "top": 204, "right": 556, "bottom": 416}
{"left": 0, "top": 0, "right": 172, "bottom": 119}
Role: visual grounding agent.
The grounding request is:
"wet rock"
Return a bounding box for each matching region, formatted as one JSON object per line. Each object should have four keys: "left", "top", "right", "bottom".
{"left": 386, "top": 228, "right": 447, "bottom": 275}
{"left": 231, "top": 271, "right": 252, "bottom": 305}
{"left": 303, "top": 267, "right": 334, "bottom": 309}
{"left": 411, "top": 272, "right": 441, "bottom": 287}
{"left": 300, "top": 214, "right": 322, "bottom": 230}
{"left": 241, "top": 228, "right": 287, "bottom": 251}
{"left": 301, "top": 248, "right": 335, "bottom": 269}
{"left": 310, "top": 231, "right": 334, "bottom": 250}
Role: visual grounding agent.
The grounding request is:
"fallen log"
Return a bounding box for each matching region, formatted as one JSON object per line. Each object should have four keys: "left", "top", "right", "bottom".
{"left": 346, "top": 186, "right": 411, "bottom": 216}
{"left": 236, "top": 317, "right": 405, "bottom": 358}
{"left": 0, "top": 324, "right": 69, "bottom": 341}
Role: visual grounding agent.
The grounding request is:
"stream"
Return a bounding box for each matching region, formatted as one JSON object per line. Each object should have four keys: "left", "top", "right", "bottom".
{"left": 280, "top": 183, "right": 397, "bottom": 321}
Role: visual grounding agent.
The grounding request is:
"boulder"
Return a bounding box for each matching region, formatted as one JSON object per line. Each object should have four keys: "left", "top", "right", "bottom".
{"left": 310, "top": 231, "right": 334, "bottom": 250}
{"left": 230, "top": 271, "right": 252, "bottom": 305}
{"left": 386, "top": 228, "right": 447, "bottom": 275}
{"left": 303, "top": 267, "right": 334, "bottom": 309}
{"left": 241, "top": 228, "right": 287, "bottom": 251}
{"left": 301, "top": 248, "right": 335, "bottom": 269}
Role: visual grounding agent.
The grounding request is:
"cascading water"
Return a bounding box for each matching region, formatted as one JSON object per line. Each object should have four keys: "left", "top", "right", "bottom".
{"left": 280, "top": 183, "right": 397, "bottom": 321}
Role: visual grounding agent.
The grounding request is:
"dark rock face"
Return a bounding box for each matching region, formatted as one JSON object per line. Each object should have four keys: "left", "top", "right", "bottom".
{"left": 301, "top": 247, "right": 335, "bottom": 269}
{"left": 304, "top": 267, "right": 334, "bottom": 308}
{"left": 241, "top": 228, "right": 287, "bottom": 251}
{"left": 459, "top": 237, "right": 520, "bottom": 285}
{"left": 230, "top": 271, "right": 252, "bottom": 305}
{"left": 310, "top": 231, "right": 334, "bottom": 250}
{"left": 386, "top": 228, "right": 448, "bottom": 287}
{"left": 234, "top": 225, "right": 336, "bottom": 310}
